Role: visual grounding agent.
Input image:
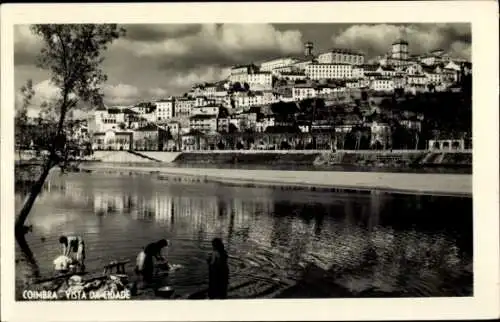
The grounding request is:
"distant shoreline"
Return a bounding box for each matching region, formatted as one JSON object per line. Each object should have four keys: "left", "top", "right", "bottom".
{"left": 84, "top": 149, "right": 472, "bottom": 174}
{"left": 15, "top": 149, "right": 473, "bottom": 196}
{"left": 78, "top": 163, "right": 472, "bottom": 198}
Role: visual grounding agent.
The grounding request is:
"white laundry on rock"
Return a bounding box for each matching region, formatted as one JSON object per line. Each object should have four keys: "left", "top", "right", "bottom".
{"left": 53, "top": 255, "right": 75, "bottom": 271}
{"left": 136, "top": 251, "right": 146, "bottom": 271}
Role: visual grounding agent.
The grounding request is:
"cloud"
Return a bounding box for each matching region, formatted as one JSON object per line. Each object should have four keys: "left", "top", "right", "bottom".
{"left": 449, "top": 41, "right": 471, "bottom": 60}
{"left": 14, "top": 25, "right": 43, "bottom": 66}
{"left": 101, "top": 66, "right": 230, "bottom": 104}
{"left": 147, "top": 87, "right": 169, "bottom": 99}
{"left": 332, "top": 23, "right": 471, "bottom": 60}
{"left": 14, "top": 79, "right": 62, "bottom": 117}
{"left": 121, "top": 24, "right": 304, "bottom": 71}
{"left": 15, "top": 80, "right": 62, "bottom": 109}
{"left": 103, "top": 83, "right": 141, "bottom": 105}
{"left": 167, "top": 66, "right": 230, "bottom": 90}
{"left": 122, "top": 24, "right": 202, "bottom": 41}
{"left": 14, "top": 23, "right": 472, "bottom": 110}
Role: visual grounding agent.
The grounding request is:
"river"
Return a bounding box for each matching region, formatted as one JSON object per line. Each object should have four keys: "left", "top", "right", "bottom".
{"left": 15, "top": 171, "right": 473, "bottom": 299}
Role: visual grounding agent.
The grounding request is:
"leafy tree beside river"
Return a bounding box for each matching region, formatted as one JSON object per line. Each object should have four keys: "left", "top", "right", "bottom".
{"left": 14, "top": 25, "right": 126, "bottom": 265}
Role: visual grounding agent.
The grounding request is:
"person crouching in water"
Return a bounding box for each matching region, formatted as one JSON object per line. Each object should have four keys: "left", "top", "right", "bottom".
{"left": 207, "top": 238, "right": 229, "bottom": 299}
{"left": 135, "top": 239, "right": 169, "bottom": 284}
{"left": 59, "top": 235, "right": 86, "bottom": 272}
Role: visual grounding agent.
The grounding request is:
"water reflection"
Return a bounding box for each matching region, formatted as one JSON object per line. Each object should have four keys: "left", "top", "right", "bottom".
{"left": 15, "top": 172, "right": 473, "bottom": 298}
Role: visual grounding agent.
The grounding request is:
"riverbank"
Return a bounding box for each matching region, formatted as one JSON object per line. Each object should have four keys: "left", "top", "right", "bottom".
{"left": 172, "top": 150, "right": 472, "bottom": 170}
{"left": 79, "top": 163, "right": 472, "bottom": 197}
{"left": 16, "top": 150, "right": 473, "bottom": 174}
{"left": 85, "top": 150, "right": 472, "bottom": 173}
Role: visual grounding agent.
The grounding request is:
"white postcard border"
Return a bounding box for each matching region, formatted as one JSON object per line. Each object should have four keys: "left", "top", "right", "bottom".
{"left": 1, "top": 1, "right": 498, "bottom": 321}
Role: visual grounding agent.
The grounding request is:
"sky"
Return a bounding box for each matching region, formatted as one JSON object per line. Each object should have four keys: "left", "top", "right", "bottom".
{"left": 14, "top": 23, "right": 471, "bottom": 113}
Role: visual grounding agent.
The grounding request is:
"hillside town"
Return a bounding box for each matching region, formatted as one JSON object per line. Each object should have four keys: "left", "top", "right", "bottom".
{"left": 23, "top": 35, "right": 473, "bottom": 153}
{"left": 12, "top": 21, "right": 478, "bottom": 306}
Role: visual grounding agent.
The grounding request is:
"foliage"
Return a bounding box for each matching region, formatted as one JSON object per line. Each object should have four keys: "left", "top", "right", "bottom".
{"left": 15, "top": 80, "right": 34, "bottom": 153}
{"left": 270, "top": 101, "right": 299, "bottom": 117}
{"left": 15, "top": 24, "right": 125, "bottom": 236}
{"left": 231, "top": 82, "right": 244, "bottom": 92}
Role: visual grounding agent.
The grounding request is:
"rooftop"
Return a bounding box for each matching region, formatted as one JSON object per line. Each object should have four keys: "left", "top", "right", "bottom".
{"left": 258, "top": 56, "right": 299, "bottom": 64}
{"left": 392, "top": 38, "right": 409, "bottom": 45}
{"left": 136, "top": 124, "right": 158, "bottom": 132}
{"left": 294, "top": 57, "right": 316, "bottom": 64}
{"left": 280, "top": 71, "right": 306, "bottom": 76}
{"left": 190, "top": 114, "right": 217, "bottom": 120}
{"left": 364, "top": 72, "right": 383, "bottom": 76}
{"left": 362, "top": 64, "right": 380, "bottom": 72}
{"left": 231, "top": 63, "right": 258, "bottom": 70}
{"left": 323, "top": 48, "right": 364, "bottom": 56}
{"left": 378, "top": 66, "right": 396, "bottom": 71}
{"left": 309, "top": 62, "right": 351, "bottom": 66}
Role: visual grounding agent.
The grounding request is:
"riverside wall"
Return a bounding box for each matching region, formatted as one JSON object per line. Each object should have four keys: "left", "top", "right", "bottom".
{"left": 17, "top": 149, "right": 472, "bottom": 170}
{"left": 161, "top": 150, "right": 471, "bottom": 170}
{"left": 86, "top": 150, "right": 472, "bottom": 169}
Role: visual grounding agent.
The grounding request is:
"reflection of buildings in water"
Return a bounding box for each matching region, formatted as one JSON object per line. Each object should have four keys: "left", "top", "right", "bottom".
{"left": 239, "top": 199, "right": 276, "bottom": 248}
{"left": 343, "top": 198, "right": 355, "bottom": 226}
{"left": 226, "top": 197, "right": 274, "bottom": 245}
{"left": 367, "top": 190, "right": 384, "bottom": 231}
{"left": 93, "top": 191, "right": 129, "bottom": 216}
{"left": 229, "top": 198, "right": 266, "bottom": 227}
{"left": 153, "top": 193, "right": 174, "bottom": 224}
{"left": 337, "top": 192, "right": 386, "bottom": 231}
{"left": 137, "top": 196, "right": 155, "bottom": 219}
{"left": 288, "top": 220, "right": 314, "bottom": 266}
{"left": 38, "top": 179, "right": 92, "bottom": 206}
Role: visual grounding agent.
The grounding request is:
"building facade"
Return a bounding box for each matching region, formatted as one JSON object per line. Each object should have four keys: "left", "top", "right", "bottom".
{"left": 189, "top": 114, "right": 218, "bottom": 133}
{"left": 176, "top": 98, "right": 196, "bottom": 118}
{"left": 317, "top": 49, "right": 365, "bottom": 66}
{"left": 292, "top": 85, "right": 316, "bottom": 100}
{"left": 155, "top": 100, "right": 175, "bottom": 122}
{"left": 247, "top": 72, "right": 273, "bottom": 90}
{"left": 305, "top": 63, "right": 354, "bottom": 80}
{"left": 259, "top": 57, "right": 298, "bottom": 72}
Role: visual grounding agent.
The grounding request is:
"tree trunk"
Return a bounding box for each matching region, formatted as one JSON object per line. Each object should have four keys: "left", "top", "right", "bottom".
{"left": 15, "top": 159, "right": 54, "bottom": 236}
{"left": 16, "top": 229, "right": 41, "bottom": 280}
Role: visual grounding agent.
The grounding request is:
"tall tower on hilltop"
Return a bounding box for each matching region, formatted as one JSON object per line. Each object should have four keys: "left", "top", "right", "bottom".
{"left": 304, "top": 41, "right": 314, "bottom": 57}
{"left": 391, "top": 26, "right": 409, "bottom": 60}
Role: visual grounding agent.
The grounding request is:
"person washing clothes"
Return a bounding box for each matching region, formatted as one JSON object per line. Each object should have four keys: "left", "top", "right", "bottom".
{"left": 59, "top": 235, "right": 86, "bottom": 272}
{"left": 207, "top": 238, "right": 229, "bottom": 299}
{"left": 135, "top": 239, "right": 169, "bottom": 283}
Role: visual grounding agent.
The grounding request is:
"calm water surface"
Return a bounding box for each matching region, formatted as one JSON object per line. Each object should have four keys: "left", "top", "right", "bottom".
{"left": 15, "top": 172, "right": 473, "bottom": 298}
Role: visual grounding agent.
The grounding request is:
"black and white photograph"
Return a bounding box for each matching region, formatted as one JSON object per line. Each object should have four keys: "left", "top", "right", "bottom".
{"left": 1, "top": 2, "right": 498, "bottom": 322}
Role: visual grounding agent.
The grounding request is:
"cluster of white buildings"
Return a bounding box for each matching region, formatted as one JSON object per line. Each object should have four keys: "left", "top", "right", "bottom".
{"left": 87, "top": 35, "right": 471, "bottom": 151}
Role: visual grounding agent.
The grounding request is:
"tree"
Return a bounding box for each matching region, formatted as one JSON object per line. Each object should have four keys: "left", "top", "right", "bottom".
{"left": 15, "top": 80, "right": 34, "bottom": 160}
{"left": 353, "top": 127, "right": 363, "bottom": 150}
{"left": 232, "top": 82, "right": 243, "bottom": 92}
{"left": 15, "top": 25, "right": 125, "bottom": 242}
{"left": 336, "top": 132, "right": 347, "bottom": 150}
{"left": 228, "top": 123, "right": 239, "bottom": 134}
{"left": 410, "top": 128, "right": 420, "bottom": 150}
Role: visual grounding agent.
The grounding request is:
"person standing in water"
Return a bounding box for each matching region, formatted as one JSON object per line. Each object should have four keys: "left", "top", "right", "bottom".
{"left": 135, "top": 239, "right": 169, "bottom": 283}
{"left": 207, "top": 238, "right": 229, "bottom": 299}
{"left": 59, "top": 235, "right": 86, "bottom": 272}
